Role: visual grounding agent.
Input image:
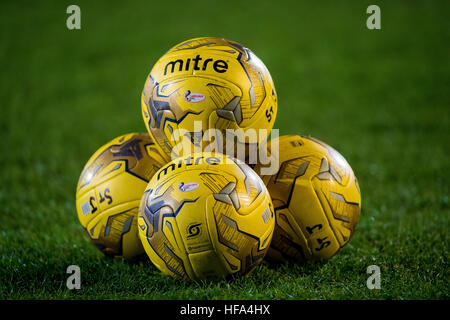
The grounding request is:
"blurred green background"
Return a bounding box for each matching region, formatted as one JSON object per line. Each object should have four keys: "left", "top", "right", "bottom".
{"left": 0, "top": 0, "right": 448, "bottom": 299}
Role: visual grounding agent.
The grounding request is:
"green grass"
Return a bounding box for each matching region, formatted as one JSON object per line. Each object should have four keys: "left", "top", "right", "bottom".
{"left": 0, "top": 0, "right": 448, "bottom": 299}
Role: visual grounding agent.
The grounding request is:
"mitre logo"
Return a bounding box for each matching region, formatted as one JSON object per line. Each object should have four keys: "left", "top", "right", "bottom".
{"left": 186, "top": 223, "right": 202, "bottom": 238}
{"left": 164, "top": 54, "right": 228, "bottom": 75}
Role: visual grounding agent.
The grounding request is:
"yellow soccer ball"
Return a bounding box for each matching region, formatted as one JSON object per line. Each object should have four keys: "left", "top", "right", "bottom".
{"left": 254, "top": 135, "right": 361, "bottom": 262}
{"left": 137, "top": 153, "right": 275, "bottom": 280}
{"left": 141, "top": 37, "right": 278, "bottom": 162}
{"left": 75, "top": 133, "right": 165, "bottom": 259}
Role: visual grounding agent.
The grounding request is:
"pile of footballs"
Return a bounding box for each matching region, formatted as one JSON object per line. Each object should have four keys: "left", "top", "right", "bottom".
{"left": 75, "top": 37, "right": 361, "bottom": 281}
